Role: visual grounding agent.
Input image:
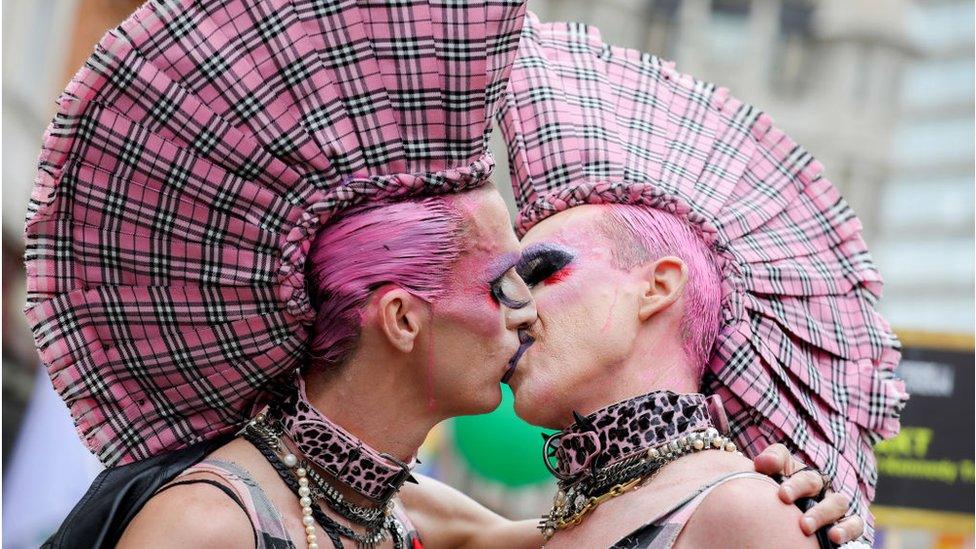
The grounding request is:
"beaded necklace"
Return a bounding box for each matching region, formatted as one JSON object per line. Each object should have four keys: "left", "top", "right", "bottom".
{"left": 538, "top": 391, "right": 739, "bottom": 539}
{"left": 243, "top": 414, "right": 407, "bottom": 549}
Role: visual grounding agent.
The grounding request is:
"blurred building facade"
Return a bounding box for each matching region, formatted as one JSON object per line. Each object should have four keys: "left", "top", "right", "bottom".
{"left": 3, "top": 1, "right": 144, "bottom": 545}
{"left": 3, "top": 0, "right": 79, "bottom": 465}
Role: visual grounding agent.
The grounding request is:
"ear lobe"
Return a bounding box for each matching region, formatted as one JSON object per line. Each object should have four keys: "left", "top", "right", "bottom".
{"left": 376, "top": 287, "right": 426, "bottom": 353}
{"left": 637, "top": 256, "right": 688, "bottom": 322}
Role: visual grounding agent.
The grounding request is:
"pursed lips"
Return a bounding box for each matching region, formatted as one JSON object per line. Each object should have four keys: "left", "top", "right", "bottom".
{"left": 501, "top": 328, "right": 535, "bottom": 384}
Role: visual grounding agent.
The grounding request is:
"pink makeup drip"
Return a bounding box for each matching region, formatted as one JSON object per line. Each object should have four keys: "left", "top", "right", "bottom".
{"left": 424, "top": 310, "right": 437, "bottom": 411}
{"left": 600, "top": 286, "right": 619, "bottom": 334}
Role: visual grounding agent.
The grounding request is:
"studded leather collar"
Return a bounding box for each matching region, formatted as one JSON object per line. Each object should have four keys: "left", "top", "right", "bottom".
{"left": 545, "top": 391, "right": 727, "bottom": 482}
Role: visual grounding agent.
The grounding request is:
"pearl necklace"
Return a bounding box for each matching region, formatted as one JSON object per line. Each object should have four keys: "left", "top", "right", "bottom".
{"left": 295, "top": 465, "right": 321, "bottom": 549}
{"left": 244, "top": 414, "right": 398, "bottom": 548}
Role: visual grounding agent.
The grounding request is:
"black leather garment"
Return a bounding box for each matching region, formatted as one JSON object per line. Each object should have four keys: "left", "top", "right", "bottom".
{"left": 42, "top": 434, "right": 233, "bottom": 548}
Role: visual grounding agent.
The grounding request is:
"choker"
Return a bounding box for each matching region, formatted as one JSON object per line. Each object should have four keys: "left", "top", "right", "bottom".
{"left": 276, "top": 377, "right": 417, "bottom": 503}
{"left": 539, "top": 391, "right": 738, "bottom": 539}
{"left": 243, "top": 416, "right": 405, "bottom": 548}
{"left": 545, "top": 391, "right": 727, "bottom": 481}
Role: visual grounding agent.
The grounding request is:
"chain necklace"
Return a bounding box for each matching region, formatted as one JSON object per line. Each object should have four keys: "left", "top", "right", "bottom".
{"left": 539, "top": 427, "right": 740, "bottom": 540}
{"left": 304, "top": 460, "right": 392, "bottom": 527}
{"left": 248, "top": 414, "right": 392, "bottom": 526}
{"left": 243, "top": 414, "right": 404, "bottom": 548}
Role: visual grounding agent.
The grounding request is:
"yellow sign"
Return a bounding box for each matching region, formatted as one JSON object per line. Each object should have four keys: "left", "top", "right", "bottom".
{"left": 875, "top": 427, "right": 975, "bottom": 484}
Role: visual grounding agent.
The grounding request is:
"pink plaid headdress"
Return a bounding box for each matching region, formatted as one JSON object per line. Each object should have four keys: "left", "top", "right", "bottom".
{"left": 497, "top": 13, "right": 906, "bottom": 536}
{"left": 24, "top": 0, "right": 527, "bottom": 466}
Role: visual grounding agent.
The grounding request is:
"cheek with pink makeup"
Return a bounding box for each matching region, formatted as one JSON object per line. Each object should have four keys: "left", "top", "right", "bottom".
{"left": 437, "top": 290, "right": 505, "bottom": 338}
{"left": 447, "top": 246, "right": 531, "bottom": 320}
{"left": 437, "top": 255, "right": 513, "bottom": 338}
{"left": 599, "top": 286, "right": 620, "bottom": 334}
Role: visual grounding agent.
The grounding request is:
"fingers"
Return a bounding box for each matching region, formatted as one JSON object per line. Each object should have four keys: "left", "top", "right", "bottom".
{"left": 799, "top": 492, "right": 850, "bottom": 535}
{"left": 752, "top": 444, "right": 858, "bottom": 542}
{"left": 828, "top": 515, "right": 864, "bottom": 545}
{"left": 752, "top": 443, "right": 792, "bottom": 477}
{"left": 781, "top": 448, "right": 810, "bottom": 478}
{"left": 779, "top": 468, "right": 825, "bottom": 503}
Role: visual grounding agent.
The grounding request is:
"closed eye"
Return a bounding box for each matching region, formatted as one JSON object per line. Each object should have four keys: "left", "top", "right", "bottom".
{"left": 516, "top": 247, "right": 574, "bottom": 288}
{"left": 489, "top": 268, "right": 531, "bottom": 309}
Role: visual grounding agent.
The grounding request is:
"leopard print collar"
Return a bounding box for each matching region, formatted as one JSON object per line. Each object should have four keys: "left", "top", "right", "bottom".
{"left": 278, "top": 377, "right": 416, "bottom": 503}
{"left": 546, "top": 391, "right": 728, "bottom": 481}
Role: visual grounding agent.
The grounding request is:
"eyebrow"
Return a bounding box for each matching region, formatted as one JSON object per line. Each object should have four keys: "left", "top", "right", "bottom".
{"left": 485, "top": 251, "right": 521, "bottom": 282}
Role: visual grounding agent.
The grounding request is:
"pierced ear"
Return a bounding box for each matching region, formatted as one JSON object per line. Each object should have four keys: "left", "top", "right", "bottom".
{"left": 375, "top": 286, "right": 427, "bottom": 353}
{"left": 637, "top": 256, "right": 688, "bottom": 322}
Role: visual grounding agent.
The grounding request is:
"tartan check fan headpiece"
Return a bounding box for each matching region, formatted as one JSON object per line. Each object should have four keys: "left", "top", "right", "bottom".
{"left": 24, "top": 0, "right": 527, "bottom": 466}
{"left": 497, "top": 13, "right": 907, "bottom": 537}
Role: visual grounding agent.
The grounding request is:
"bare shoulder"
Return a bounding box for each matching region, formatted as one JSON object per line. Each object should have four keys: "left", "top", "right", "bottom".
{"left": 675, "top": 475, "right": 818, "bottom": 548}
{"left": 117, "top": 473, "right": 255, "bottom": 549}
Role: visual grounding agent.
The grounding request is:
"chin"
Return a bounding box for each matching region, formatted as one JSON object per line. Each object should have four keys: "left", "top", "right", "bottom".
{"left": 455, "top": 381, "right": 503, "bottom": 416}
{"left": 511, "top": 383, "right": 564, "bottom": 429}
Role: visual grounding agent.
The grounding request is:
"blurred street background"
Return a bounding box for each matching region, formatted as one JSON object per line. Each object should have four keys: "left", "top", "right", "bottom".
{"left": 3, "top": 0, "right": 974, "bottom": 547}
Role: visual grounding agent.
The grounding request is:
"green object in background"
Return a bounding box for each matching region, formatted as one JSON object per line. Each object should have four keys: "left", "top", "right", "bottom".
{"left": 451, "top": 384, "right": 552, "bottom": 487}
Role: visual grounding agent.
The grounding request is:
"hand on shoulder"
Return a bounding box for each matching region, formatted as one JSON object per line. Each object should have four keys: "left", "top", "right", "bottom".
{"left": 117, "top": 475, "right": 255, "bottom": 549}
{"left": 676, "top": 475, "right": 820, "bottom": 549}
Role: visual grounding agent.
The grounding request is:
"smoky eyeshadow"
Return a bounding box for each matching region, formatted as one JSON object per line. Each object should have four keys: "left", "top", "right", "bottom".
{"left": 486, "top": 251, "right": 531, "bottom": 309}
{"left": 490, "top": 271, "right": 531, "bottom": 309}
{"left": 516, "top": 245, "right": 575, "bottom": 287}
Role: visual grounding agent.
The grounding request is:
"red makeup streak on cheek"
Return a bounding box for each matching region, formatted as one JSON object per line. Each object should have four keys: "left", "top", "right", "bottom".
{"left": 425, "top": 311, "right": 437, "bottom": 411}
{"left": 487, "top": 292, "right": 499, "bottom": 309}
{"left": 544, "top": 266, "right": 574, "bottom": 285}
{"left": 600, "top": 286, "right": 619, "bottom": 334}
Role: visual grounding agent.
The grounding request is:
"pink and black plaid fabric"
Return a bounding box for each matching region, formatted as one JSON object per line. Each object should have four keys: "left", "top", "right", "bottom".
{"left": 497, "top": 13, "right": 906, "bottom": 539}
{"left": 24, "top": 0, "right": 527, "bottom": 466}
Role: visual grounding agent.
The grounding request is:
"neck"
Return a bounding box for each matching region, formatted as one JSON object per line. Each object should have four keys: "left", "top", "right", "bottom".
{"left": 304, "top": 354, "right": 442, "bottom": 464}
{"left": 574, "top": 330, "right": 700, "bottom": 421}
{"left": 552, "top": 390, "right": 717, "bottom": 478}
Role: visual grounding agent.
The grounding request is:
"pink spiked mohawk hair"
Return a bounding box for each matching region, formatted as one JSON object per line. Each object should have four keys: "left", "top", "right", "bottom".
{"left": 24, "top": 0, "right": 528, "bottom": 466}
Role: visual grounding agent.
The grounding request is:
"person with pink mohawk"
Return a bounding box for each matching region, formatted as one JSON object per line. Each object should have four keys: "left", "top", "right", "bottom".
{"left": 495, "top": 12, "right": 907, "bottom": 547}
{"left": 26, "top": 1, "right": 538, "bottom": 546}
{"left": 25, "top": 1, "right": 863, "bottom": 547}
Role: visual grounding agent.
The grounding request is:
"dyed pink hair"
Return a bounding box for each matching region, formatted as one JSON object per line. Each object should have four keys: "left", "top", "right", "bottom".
{"left": 600, "top": 206, "right": 722, "bottom": 371}
{"left": 306, "top": 197, "right": 466, "bottom": 368}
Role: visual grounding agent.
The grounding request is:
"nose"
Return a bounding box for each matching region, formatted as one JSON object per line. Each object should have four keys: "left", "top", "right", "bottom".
{"left": 506, "top": 296, "right": 538, "bottom": 332}
{"left": 504, "top": 275, "right": 538, "bottom": 331}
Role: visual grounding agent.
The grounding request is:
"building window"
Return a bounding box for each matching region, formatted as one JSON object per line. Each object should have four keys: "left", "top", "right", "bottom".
{"left": 770, "top": 0, "right": 815, "bottom": 96}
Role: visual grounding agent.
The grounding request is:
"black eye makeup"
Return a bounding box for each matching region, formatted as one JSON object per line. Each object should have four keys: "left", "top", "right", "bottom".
{"left": 490, "top": 269, "right": 532, "bottom": 309}
{"left": 516, "top": 243, "right": 575, "bottom": 288}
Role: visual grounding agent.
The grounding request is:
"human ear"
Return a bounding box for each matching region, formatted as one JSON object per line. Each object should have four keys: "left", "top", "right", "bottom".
{"left": 375, "top": 287, "right": 427, "bottom": 353}
{"left": 637, "top": 256, "right": 688, "bottom": 321}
